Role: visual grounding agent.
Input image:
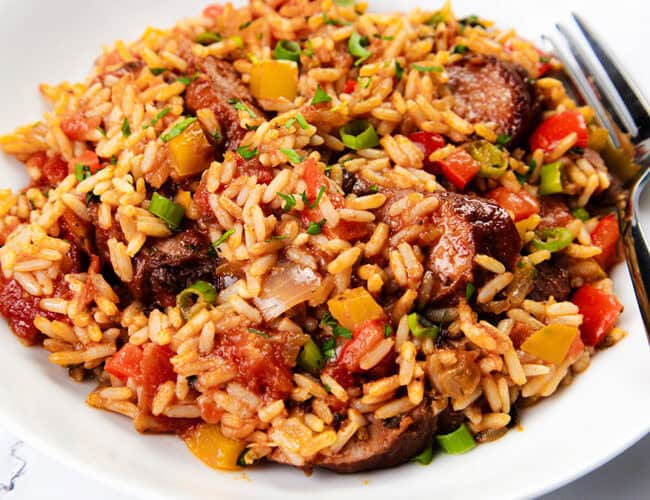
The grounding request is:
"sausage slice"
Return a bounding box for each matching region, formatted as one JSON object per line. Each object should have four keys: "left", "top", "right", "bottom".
{"left": 447, "top": 55, "right": 538, "bottom": 141}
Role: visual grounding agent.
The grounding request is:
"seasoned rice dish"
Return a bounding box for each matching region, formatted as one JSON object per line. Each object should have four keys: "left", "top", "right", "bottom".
{"left": 0, "top": 0, "right": 636, "bottom": 473}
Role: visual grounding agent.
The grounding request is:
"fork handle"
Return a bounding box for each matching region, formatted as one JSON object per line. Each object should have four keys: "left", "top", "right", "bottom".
{"left": 623, "top": 168, "right": 650, "bottom": 335}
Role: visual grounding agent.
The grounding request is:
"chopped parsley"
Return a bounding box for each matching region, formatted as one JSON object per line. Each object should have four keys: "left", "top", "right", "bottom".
{"left": 149, "top": 67, "right": 167, "bottom": 76}
{"left": 304, "top": 40, "right": 314, "bottom": 57}
{"left": 247, "top": 327, "right": 269, "bottom": 337}
{"left": 277, "top": 193, "right": 296, "bottom": 212}
{"left": 150, "top": 107, "right": 171, "bottom": 127}
{"left": 306, "top": 218, "right": 326, "bottom": 235}
{"left": 292, "top": 113, "right": 310, "bottom": 130}
{"left": 320, "top": 312, "right": 352, "bottom": 339}
{"left": 412, "top": 64, "right": 443, "bottom": 73}
{"left": 96, "top": 125, "right": 106, "bottom": 137}
{"left": 369, "top": 184, "right": 379, "bottom": 193}
{"left": 515, "top": 159, "right": 535, "bottom": 185}
{"left": 160, "top": 117, "right": 197, "bottom": 142}
{"left": 74, "top": 164, "right": 91, "bottom": 182}
{"left": 323, "top": 383, "right": 332, "bottom": 393}
{"left": 426, "top": 11, "right": 446, "bottom": 27}
{"left": 213, "top": 130, "right": 222, "bottom": 142}
{"left": 394, "top": 61, "right": 404, "bottom": 81}
{"left": 384, "top": 324, "right": 393, "bottom": 338}
{"left": 239, "top": 20, "right": 252, "bottom": 30}
{"left": 459, "top": 15, "right": 481, "bottom": 27}
{"left": 195, "top": 31, "right": 222, "bottom": 45}
{"left": 373, "top": 33, "right": 394, "bottom": 40}
{"left": 321, "top": 338, "right": 336, "bottom": 359}
{"left": 333, "top": 0, "right": 355, "bottom": 5}
{"left": 322, "top": 13, "right": 344, "bottom": 26}
{"left": 311, "top": 85, "right": 332, "bottom": 105}
{"left": 176, "top": 75, "right": 191, "bottom": 85}
{"left": 302, "top": 186, "right": 326, "bottom": 209}
{"left": 465, "top": 282, "right": 476, "bottom": 301}
{"left": 210, "top": 229, "right": 235, "bottom": 253}
{"left": 452, "top": 45, "right": 469, "bottom": 54}
{"left": 121, "top": 118, "right": 131, "bottom": 137}
{"left": 236, "top": 144, "right": 258, "bottom": 160}
{"left": 279, "top": 147, "right": 304, "bottom": 164}
{"left": 496, "top": 134, "right": 511, "bottom": 147}
{"left": 110, "top": 155, "right": 118, "bottom": 165}
{"left": 228, "top": 98, "right": 258, "bottom": 118}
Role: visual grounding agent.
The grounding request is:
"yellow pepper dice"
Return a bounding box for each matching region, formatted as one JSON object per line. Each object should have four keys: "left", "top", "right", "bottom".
{"left": 183, "top": 424, "right": 246, "bottom": 471}
{"left": 168, "top": 121, "right": 213, "bottom": 177}
{"left": 521, "top": 324, "right": 579, "bottom": 365}
{"left": 250, "top": 60, "right": 298, "bottom": 101}
{"left": 327, "top": 287, "right": 384, "bottom": 331}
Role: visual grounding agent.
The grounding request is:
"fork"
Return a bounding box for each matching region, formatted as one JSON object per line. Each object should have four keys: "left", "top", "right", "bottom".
{"left": 542, "top": 14, "right": 650, "bottom": 334}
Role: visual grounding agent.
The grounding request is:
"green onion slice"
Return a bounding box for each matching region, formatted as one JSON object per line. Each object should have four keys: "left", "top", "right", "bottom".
{"left": 572, "top": 207, "right": 590, "bottom": 221}
{"left": 539, "top": 161, "right": 564, "bottom": 195}
{"left": 412, "top": 64, "right": 443, "bottom": 72}
{"left": 279, "top": 147, "right": 303, "bottom": 164}
{"left": 468, "top": 140, "right": 508, "bottom": 178}
{"left": 436, "top": 424, "right": 476, "bottom": 454}
{"left": 531, "top": 227, "right": 574, "bottom": 253}
{"left": 75, "top": 164, "right": 91, "bottom": 182}
{"left": 177, "top": 280, "right": 217, "bottom": 321}
{"left": 196, "top": 32, "right": 222, "bottom": 45}
{"left": 348, "top": 32, "right": 371, "bottom": 65}
{"left": 340, "top": 120, "right": 380, "bottom": 150}
{"left": 277, "top": 193, "right": 296, "bottom": 212}
{"left": 297, "top": 338, "right": 325, "bottom": 375}
{"left": 148, "top": 192, "right": 185, "bottom": 229}
{"left": 274, "top": 40, "right": 301, "bottom": 63}
{"left": 411, "top": 445, "right": 434, "bottom": 465}
{"left": 407, "top": 312, "right": 439, "bottom": 339}
{"left": 311, "top": 85, "right": 332, "bottom": 105}
{"left": 160, "top": 117, "right": 197, "bottom": 143}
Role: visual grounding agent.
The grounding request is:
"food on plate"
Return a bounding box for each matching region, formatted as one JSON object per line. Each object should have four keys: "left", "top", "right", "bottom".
{"left": 0, "top": 0, "right": 632, "bottom": 474}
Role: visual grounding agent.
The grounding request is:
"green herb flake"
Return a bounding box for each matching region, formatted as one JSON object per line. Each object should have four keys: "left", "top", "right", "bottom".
{"left": 321, "top": 338, "right": 336, "bottom": 359}
{"left": 228, "top": 98, "right": 258, "bottom": 118}
{"left": 176, "top": 76, "right": 191, "bottom": 85}
{"left": 311, "top": 85, "right": 332, "bottom": 105}
{"left": 452, "top": 45, "right": 469, "bottom": 54}
{"left": 149, "top": 67, "right": 167, "bottom": 76}
{"left": 236, "top": 144, "right": 258, "bottom": 160}
{"left": 323, "top": 383, "right": 332, "bottom": 393}
{"left": 412, "top": 64, "right": 443, "bottom": 73}
{"left": 426, "top": 11, "right": 446, "bottom": 27}
{"left": 465, "top": 282, "right": 476, "bottom": 301}
{"left": 295, "top": 113, "right": 309, "bottom": 130}
{"left": 248, "top": 327, "right": 269, "bottom": 338}
{"left": 304, "top": 40, "right": 314, "bottom": 57}
{"left": 195, "top": 32, "right": 222, "bottom": 45}
{"left": 96, "top": 126, "right": 107, "bottom": 137}
{"left": 384, "top": 324, "right": 393, "bottom": 338}
{"left": 395, "top": 61, "right": 404, "bottom": 81}
{"left": 74, "top": 164, "right": 91, "bottom": 182}
{"left": 110, "top": 155, "right": 118, "bottom": 165}
{"left": 306, "top": 218, "right": 326, "bottom": 235}
{"left": 496, "top": 134, "right": 511, "bottom": 147}
{"left": 150, "top": 107, "right": 171, "bottom": 127}
{"left": 121, "top": 118, "right": 131, "bottom": 137}
{"left": 210, "top": 228, "right": 235, "bottom": 251}
{"left": 239, "top": 20, "right": 252, "bottom": 30}
{"left": 302, "top": 186, "right": 326, "bottom": 209}
{"left": 322, "top": 13, "right": 344, "bottom": 26}
{"left": 373, "top": 33, "right": 394, "bottom": 40}
{"left": 572, "top": 207, "right": 590, "bottom": 221}
{"left": 369, "top": 184, "right": 379, "bottom": 193}
{"left": 277, "top": 193, "right": 296, "bottom": 212}
{"left": 160, "top": 117, "right": 197, "bottom": 142}
{"left": 320, "top": 312, "right": 353, "bottom": 339}
{"left": 279, "top": 147, "right": 304, "bottom": 165}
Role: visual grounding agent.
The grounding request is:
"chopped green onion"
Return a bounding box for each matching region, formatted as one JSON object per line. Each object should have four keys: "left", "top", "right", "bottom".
{"left": 348, "top": 31, "right": 371, "bottom": 65}
{"left": 373, "top": 34, "right": 394, "bottom": 41}
{"left": 531, "top": 227, "right": 573, "bottom": 253}
{"left": 515, "top": 160, "right": 535, "bottom": 185}
{"left": 452, "top": 45, "right": 468, "bottom": 54}
{"left": 339, "top": 120, "right": 380, "bottom": 150}
{"left": 539, "top": 161, "right": 563, "bottom": 195}
{"left": 273, "top": 40, "right": 301, "bottom": 63}
{"left": 311, "top": 85, "right": 332, "bottom": 105}
{"left": 236, "top": 448, "right": 249, "bottom": 467}
{"left": 228, "top": 98, "right": 257, "bottom": 118}
{"left": 465, "top": 282, "right": 476, "bottom": 301}
{"left": 412, "top": 64, "right": 443, "bottom": 73}
{"left": 426, "top": 11, "right": 446, "bottom": 27}
{"left": 148, "top": 192, "right": 185, "bottom": 229}
{"left": 496, "top": 134, "right": 511, "bottom": 147}
{"left": 302, "top": 186, "right": 326, "bottom": 209}
{"left": 97, "top": 125, "right": 107, "bottom": 137}
{"left": 121, "top": 118, "right": 131, "bottom": 137}
{"left": 322, "top": 13, "right": 344, "bottom": 26}
{"left": 295, "top": 114, "right": 309, "bottom": 130}
{"left": 333, "top": 0, "right": 355, "bottom": 5}
{"left": 213, "top": 130, "right": 222, "bottom": 142}
{"left": 436, "top": 424, "right": 476, "bottom": 454}
{"left": 459, "top": 15, "right": 481, "bottom": 27}
{"left": 303, "top": 40, "right": 314, "bottom": 57}
{"left": 359, "top": 76, "right": 372, "bottom": 88}
{"left": 149, "top": 67, "right": 167, "bottom": 76}
{"left": 150, "top": 107, "right": 171, "bottom": 127}
{"left": 407, "top": 312, "right": 439, "bottom": 339}
{"left": 210, "top": 228, "right": 235, "bottom": 252}
{"left": 160, "top": 117, "right": 197, "bottom": 142}
{"left": 321, "top": 337, "right": 336, "bottom": 359}
{"left": 384, "top": 324, "right": 393, "bottom": 338}
{"left": 572, "top": 207, "right": 590, "bottom": 221}
{"left": 320, "top": 312, "right": 352, "bottom": 339}
{"left": 239, "top": 20, "right": 252, "bottom": 30}
{"left": 279, "top": 147, "right": 303, "bottom": 164}
{"left": 74, "top": 164, "right": 91, "bottom": 182}
{"left": 369, "top": 184, "right": 379, "bottom": 193}
{"left": 394, "top": 61, "right": 404, "bottom": 81}
{"left": 196, "top": 32, "right": 222, "bottom": 45}
{"left": 277, "top": 193, "right": 296, "bottom": 212}
{"left": 306, "top": 219, "right": 326, "bottom": 235}
{"left": 468, "top": 140, "right": 508, "bottom": 178}
{"left": 411, "top": 445, "right": 434, "bottom": 465}
{"left": 177, "top": 76, "right": 191, "bottom": 85}
{"left": 298, "top": 338, "right": 325, "bottom": 375}
{"left": 177, "top": 280, "right": 217, "bottom": 320}
{"left": 248, "top": 327, "right": 269, "bottom": 337}
{"left": 236, "top": 144, "right": 258, "bottom": 160}
{"left": 110, "top": 155, "right": 118, "bottom": 166}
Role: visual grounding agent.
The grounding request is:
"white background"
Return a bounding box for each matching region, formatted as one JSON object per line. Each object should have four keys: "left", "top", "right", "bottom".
{"left": 0, "top": 0, "right": 648, "bottom": 499}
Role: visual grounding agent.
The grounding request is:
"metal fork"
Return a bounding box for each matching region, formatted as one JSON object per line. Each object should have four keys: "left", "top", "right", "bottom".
{"left": 543, "top": 14, "right": 650, "bottom": 333}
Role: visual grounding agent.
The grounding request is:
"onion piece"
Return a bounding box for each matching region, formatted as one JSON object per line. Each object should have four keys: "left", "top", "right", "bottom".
{"left": 253, "top": 262, "right": 321, "bottom": 321}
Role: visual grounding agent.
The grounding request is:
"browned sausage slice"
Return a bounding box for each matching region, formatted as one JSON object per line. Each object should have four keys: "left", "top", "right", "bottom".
{"left": 185, "top": 57, "right": 262, "bottom": 152}
{"left": 447, "top": 55, "right": 538, "bottom": 141}
{"left": 528, "top": 260, "right": 571, "bottom": 302}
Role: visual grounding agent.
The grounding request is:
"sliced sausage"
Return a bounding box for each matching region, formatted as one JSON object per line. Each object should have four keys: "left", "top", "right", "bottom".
{"left": 446, "top": 55, "right": 538, "bottom": 141}
{"left": 537, "top": 197, "right": 573, "bottom": 231}
{"left": 528, "top": 260, "right": 571, "bottom": 302}
{"left": 185, "top": 57, "right": 261, "bottom": 152}
{"left": 426, "top": 192, "right": 521, "bottom": 303}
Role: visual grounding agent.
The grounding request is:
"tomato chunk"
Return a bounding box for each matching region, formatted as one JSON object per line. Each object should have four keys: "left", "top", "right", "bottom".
{"left": 529, "top": 111, "right": 589, "bottom": 153}
{"left": 409, "top": 131, "right": 446, "bottom": 171}
{"left": 343, "top": 79, "right": 357, "bottom": 94}
{"left": 104, "top": 343, "right": 144, "bottom": 383}
{"left": 487, "top": 186, "right": 540, "bottom": 221}
{"left": 337, "top": 319, "right": 386, "bottom": 373}
{"left": 571, "top": 284, "right": 622, "bottom": 346}
{"left": 437, "top": 149, "right": 481, "bottom": 190}
{"left": 41, "top": 155, "right": 69, "bottom": 185}
{"left": 76, "top": 150, "right": 101, "bottom": 173}
{"left": 202, "top": 4, "right": 224, "bottom": 18}
{"left": 140, "top": 344, "right": 176, "bottom": 410}
{"left": 590, "top": 213, "right": 620, "bottom": 270}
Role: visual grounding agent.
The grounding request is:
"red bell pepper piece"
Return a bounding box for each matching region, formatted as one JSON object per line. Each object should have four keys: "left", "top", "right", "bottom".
{"left": 590, "top": 213, "right": 620, "bottom": 270}
{"left": 343, "top": 79, "right": 357, "bottom": 94}
{"left": 529, "top": 111, "right": 589, "bottom": 153}
{"left": 140, "top": 343, "right": 176, "bottom": 410}
{"left": 337, "top": 319, "right": 386, "bottom": 373}
{"left": 408, "top": 131, "right": 446, "bottom": 171}
{"left": 436, "top": 149, "right": 481, "bottom": 190}
{"left": 104, "top": 343, "right": 144, "bottom": 383}
{"left": 486, "top": 186, "right": 541, "bottom": 221}
{"left": 202, "top": 4, "right": 224, "bottom": 18}
{"left": 572, "top": 284, "right": 622, "bottom": 346}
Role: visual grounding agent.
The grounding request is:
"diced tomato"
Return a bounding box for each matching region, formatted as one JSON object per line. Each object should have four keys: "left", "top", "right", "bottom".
{"left": 409, "top": 131, "right": 446, "bottom": 171}
{"left": 76, "top": 150, "right": 101, "bottom": 173}
{"left": 60, "top": 113, "right": 100, "bottom": 141}
{"left": 536, "top": 49, "right": 552, "bottom": 77}
{"left": 529, "top": 111, "right": 589, "bottom": 153}
{"left": 590, "top": 213, "right": 620, "bottom": 270}
{"left": 198, "top": 393, "right": 225, "bottom": 424}
{"left": 202, "top": 4, "right": 224, "bottom": 18}
{"left": 487, "top": 186, "right": 541, "bottom": 221}
{"left": 571, "top": 284, "right": 623, "bottom": 346}
{"left": 337, "top": 319, "right": 386, "bottom": 373}
{"left": 41, "top": 155, "right": 69, "bottom": 185}
{"left": 104, "top": 343, "right": 144, "bottom": 384}
{"left": 437, "top": 149, "right": 481, "bottom": 190}
{"left": 302, "top": 158, "right": 323, "bottom": 202}
{"left": 343, "top": 79, "right": 357, "bottom": 94}
{"left": 140, "top": 344, "right": 176, "bottom": 410}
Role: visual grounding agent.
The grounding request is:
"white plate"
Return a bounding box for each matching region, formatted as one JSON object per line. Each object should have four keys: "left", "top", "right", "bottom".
{"left": 0, "top": 1, "right": 648, "bottom": 499}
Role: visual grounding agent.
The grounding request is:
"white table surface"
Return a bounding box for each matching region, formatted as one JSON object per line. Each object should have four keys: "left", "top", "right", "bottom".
{"left": 0, "top": 0, "right": 648, "bottom": 498}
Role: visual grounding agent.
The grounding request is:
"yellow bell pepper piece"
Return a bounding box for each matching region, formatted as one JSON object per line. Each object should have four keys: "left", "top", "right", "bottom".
{"left": 327, "top": 287, "right": 384, "bottom": 331}
{"left": 250, "top": 60, "right": 298, "bottom": 101}
{"left": 183, "top": 424, "right": 246, "bottom": 471}
{"left": 521, "top": 324, "right": 579, "bottom": 365}
{"left": 168, "top": 121, "right": 213, "bottom": 177}
{"left": 174, "top": 190, "right": 192, "bottom": 211}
